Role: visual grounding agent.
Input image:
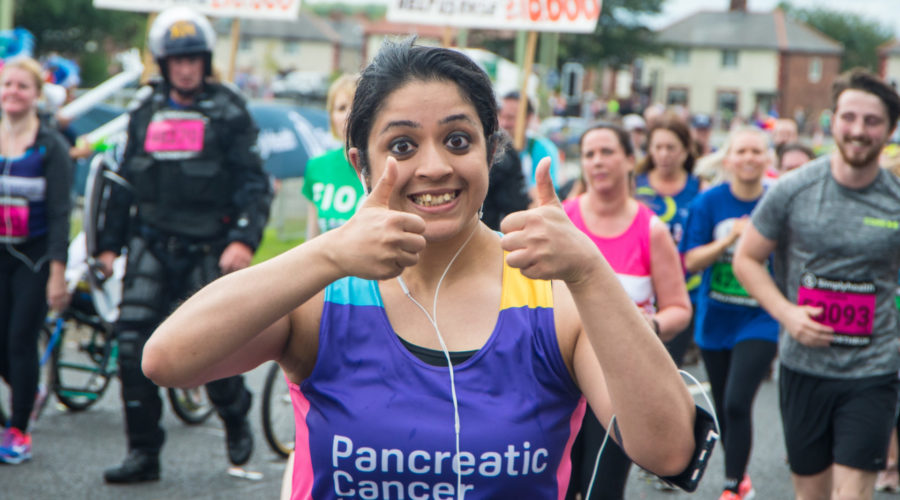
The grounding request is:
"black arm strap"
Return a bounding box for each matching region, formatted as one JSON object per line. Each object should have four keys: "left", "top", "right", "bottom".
{"left": 658, "top": 404, "right": 719, "bottom": 492}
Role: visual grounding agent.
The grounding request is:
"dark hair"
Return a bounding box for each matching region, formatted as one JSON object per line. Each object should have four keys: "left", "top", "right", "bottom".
{"left": 502, "top": 90, "right": 535, "bottom": 116}
{"left": 776, "top": 142, "right": 816, "bottom": 164}
{"left": 636, "top": 116, "right": 696, "bottom": 174}
{"left": 346, "top": 38, "right": 502, "bottom": 176}
{"left": 832, "top": 68, "right": 900, "bottom": 129}
{"left": 579, "top": 122, "right": 634, "bottom": 158}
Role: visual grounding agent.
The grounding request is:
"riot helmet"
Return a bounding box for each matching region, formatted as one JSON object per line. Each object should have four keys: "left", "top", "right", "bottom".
{"left": 148, "top": 7, "right": 216, "bottom": 83}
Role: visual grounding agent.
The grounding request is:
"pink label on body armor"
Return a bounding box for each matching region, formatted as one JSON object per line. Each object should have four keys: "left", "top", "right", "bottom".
{"left": 144, "top": 119, "right": 205, "bottom": 152}
{"left": 797, "top": 286, "right": 875, "bottom": 336}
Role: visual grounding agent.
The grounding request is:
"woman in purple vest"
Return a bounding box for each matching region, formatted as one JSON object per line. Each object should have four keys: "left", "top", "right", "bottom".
{"left": 143, "top": 39, "right": 700, "bottom": 499}
{"left": 0, "top": 57, "right": 72, "bottom": 464}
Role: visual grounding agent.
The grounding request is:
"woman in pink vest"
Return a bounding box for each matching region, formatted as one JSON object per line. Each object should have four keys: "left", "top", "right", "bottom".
{"left": 564, "top": 123, "right": 691, "bottom": 500}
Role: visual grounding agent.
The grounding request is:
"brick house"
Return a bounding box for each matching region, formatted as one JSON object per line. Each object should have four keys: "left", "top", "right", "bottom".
{"left": 211, "top": 13, "right": 364, "bottom": 83}
{"left": 641, "top": 0, "right": 841, "bottom": 128}
{"left": 880, "top": 40, "right": 900, "bottom": 90}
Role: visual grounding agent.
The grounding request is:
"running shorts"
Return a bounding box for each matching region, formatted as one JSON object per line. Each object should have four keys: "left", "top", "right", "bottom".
{"left": 779, "top": 364, "right": 899, "bottom": 475}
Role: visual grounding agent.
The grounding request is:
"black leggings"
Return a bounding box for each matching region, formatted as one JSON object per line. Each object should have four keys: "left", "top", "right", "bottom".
{"left": 0, "top": 240, "right": 50, "bottom": 432}
{"left": 701, "top": 339, "right": 777, "bottom": 482}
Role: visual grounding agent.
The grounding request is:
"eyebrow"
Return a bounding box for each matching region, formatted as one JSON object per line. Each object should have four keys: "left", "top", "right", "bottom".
{"left": 377, "top": 113, "right": 477, "bottom": 136}
{"left": 440, "top": 113, "right": 476, "bottom": 126}
{"left": 378, "top": 120, "right": 419, "bottom": 135}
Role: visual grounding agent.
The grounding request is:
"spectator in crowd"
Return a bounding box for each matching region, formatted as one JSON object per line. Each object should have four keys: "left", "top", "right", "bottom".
{"left": 498, "top": 90, "right": 563, "bottom": 200}
{"left": 776, "top": 142, "right": 816, "bottom": 174}
{"left": 691, "top": 113, "right": 715, "bottom": 157}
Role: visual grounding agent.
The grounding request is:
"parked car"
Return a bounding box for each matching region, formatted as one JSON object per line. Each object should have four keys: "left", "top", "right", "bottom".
{"left": 537, "top": 116, "right": 592, "bottom": 163}
{"left": 271, "top": 71, "right": 329, "bottom": 101}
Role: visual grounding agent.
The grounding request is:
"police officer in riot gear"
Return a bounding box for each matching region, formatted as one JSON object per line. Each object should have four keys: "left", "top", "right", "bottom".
{"left": 97, "top": 7, "right": 272, "bottom": 483}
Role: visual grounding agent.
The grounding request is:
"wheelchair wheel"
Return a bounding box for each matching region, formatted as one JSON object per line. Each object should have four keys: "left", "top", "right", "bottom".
{"left": 261, "top": 362, "right": 294, "bottom": 458}
{"left": 51, "top": 309, "right": 114, "bottom": 412}
{"left": 168, "top": 386, "right": 215, "bottom": 425}
{"left": 30, "top": 321, "right": 61, "bottom": 423}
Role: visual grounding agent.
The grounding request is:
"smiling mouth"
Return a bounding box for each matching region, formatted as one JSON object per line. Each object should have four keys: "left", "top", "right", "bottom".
{"left": 410, "top": 191, "right": 459, "bottom": 207}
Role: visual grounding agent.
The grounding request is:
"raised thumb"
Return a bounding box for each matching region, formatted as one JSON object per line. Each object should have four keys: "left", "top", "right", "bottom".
{"left": 534, "top": 157, "right": 559, "bottom": 207}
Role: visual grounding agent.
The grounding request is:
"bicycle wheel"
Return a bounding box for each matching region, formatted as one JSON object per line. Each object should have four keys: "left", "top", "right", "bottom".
{"left": 261, "top": 362, "right": 294, "bottom": 458}
{"left": 168, "top": 386, "right": 214, "bottom": 425}
{"left": 52, "top": 309, "right": 114, "bottom": 412}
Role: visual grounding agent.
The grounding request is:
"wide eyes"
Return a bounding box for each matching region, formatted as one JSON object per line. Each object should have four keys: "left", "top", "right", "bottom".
{"left": 389, "top": 138, "right": 415, "bottom": 156}
{"left": 445, "top": 133, "right": 470, "bottom": 151}
{"left": 387, "top": 132, "right": 472, "bottom": 157}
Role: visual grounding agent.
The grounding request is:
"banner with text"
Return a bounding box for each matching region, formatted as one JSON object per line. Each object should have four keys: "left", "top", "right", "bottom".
{"left": 93, "top": 0, "right": 301, "bottom": 20}
{"left": 386, "top": 0, "right": 601, "bottom": 33}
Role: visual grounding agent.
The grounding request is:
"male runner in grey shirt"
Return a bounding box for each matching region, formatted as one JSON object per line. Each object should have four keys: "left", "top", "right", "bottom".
{"left": 734, "top": 69, "right": 900, "bottom": 500}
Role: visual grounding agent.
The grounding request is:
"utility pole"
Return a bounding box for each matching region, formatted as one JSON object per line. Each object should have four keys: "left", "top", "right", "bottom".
{"left": 0, "top": 0, "right": 14, "bottom": 31}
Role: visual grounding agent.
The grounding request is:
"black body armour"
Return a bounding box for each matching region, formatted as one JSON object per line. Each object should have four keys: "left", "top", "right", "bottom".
{"left": 128, "top": 85, "right": 240, "bottom": 239}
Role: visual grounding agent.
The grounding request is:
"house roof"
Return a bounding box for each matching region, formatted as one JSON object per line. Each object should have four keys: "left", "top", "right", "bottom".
{"left": 361, "top": 20, "right": 452, "bottom": 39}
{"left": 657, "top": 9, "right": 842, "bottom": 54}
{"left": 213, "top": 12, "right": 363, "bottom": 48}
{"left": 881, "top": 40, "right": 900, "bottom": 56}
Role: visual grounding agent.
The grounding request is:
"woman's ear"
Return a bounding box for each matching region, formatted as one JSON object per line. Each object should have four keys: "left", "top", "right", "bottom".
{"left": 347, "top": 147, "right": 370, "bottom": 194}
{"left": 348, "top": 147, "right": 362, "bottom": 174}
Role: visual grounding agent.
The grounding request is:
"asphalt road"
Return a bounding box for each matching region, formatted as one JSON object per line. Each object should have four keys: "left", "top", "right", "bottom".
{"left": 2, "top": 362, "right": 285, "bottom": 499}
{"left": 4, "top": 359, "right": 900, "bottom": 499}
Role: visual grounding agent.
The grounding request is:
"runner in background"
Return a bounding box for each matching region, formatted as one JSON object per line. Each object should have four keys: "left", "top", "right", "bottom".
{"left": 734, "top": 68, "right": 900, "bottom": 500}
{"left": 776, "top": 142, "right": 816, "bottom": 174}
{"left": 0, "top": 57, "right": 72, "bottom": 465}
{"left": 682, "top": 127, "right": 779, "bottom": 500}
{"left": 302, "top": 74, "right": 363, "bottom": 240}
{"left": 564, "top": 123, "right": 691, "bottom": 500}
{"left": 634, "top": 116, "right": 702, "bottom": 369}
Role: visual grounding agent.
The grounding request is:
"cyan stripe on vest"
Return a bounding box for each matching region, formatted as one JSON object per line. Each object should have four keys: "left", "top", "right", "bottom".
{"left": 324, "top": 276, "right": 384, "bottom": 307}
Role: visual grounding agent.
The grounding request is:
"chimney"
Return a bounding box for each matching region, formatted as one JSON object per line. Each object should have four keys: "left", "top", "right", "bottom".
{"left": 730, "top": 0, "right": 747, "bottom": 11}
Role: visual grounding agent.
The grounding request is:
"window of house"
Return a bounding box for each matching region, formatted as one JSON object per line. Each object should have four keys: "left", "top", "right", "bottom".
{"left": 717, "top": 91, "right": 739, "bottom": 114}
{"left": 721, "top": 50, "right": 739, "bottom": 68}
{"left": 672, "top": 48, "right": 690, "bottom": 66}
{"left": 667, "top": 88, "right": 688, "bottom": 106}
{"left": 285, "top": 41, "right": 299, "bottom": 55}
{"left": 809, "top": 57, "right": 822, "bottom": 83}
{"left": 239, "top": 37, "right": 252, "bottom": 52}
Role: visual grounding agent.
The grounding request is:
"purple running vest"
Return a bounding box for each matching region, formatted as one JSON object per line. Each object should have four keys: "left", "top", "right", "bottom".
{"left": 290, "top": 261, "right": 586, "bottom": 499}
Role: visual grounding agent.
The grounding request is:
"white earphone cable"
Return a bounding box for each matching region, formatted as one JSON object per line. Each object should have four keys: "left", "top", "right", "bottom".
{"left": 396, "top": 222, "right": 478, "bottom": 499}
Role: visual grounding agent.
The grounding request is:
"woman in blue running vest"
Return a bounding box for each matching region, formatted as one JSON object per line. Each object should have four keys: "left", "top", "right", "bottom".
{"left": 681, "top": 127, "right": 778, "bottom": 500}
{"left": 143, "top": 39, "right": 701, "bottom": 499}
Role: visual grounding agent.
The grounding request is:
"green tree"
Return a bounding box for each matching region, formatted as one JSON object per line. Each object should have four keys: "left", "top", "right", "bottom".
{"left": 778, "top": 2, "right": 893, "bottom": 72}
{"left": 557, "top": 0, "right": 664, "bottom": 69}
{"left": 14, "top": 0, "right": 146, "bottom": 86}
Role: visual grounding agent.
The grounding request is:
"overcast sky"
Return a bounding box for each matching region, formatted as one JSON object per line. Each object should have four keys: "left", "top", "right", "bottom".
{"left": 307, "top": 0, "right": 900, "bottom": 38}
{"left": 646, "top": 0, "right": 900, "bottom": 36}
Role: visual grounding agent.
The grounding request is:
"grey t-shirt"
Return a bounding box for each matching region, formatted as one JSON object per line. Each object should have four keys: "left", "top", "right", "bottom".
{"left": 751, "top": 156, "right": 900, "bottom": 378}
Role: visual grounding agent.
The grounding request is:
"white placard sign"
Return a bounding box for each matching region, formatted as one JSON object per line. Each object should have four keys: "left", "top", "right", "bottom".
{"left": 93, "top": 0, "right": 301, "bottom": 20}
{"left": 386, "top": 0, "right": 601, "bottom": 33}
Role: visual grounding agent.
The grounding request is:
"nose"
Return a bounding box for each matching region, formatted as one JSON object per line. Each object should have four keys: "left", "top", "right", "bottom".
{"left": 415, "top": 142, "right": 453, "bottom": 180}
{"left": 848, "top": 117, "right": 866, "bottom": 137}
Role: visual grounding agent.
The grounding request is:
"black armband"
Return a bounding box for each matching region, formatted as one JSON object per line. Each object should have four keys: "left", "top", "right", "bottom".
{"left": 657, "top": 405, "right": 719, "bottom": 492}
